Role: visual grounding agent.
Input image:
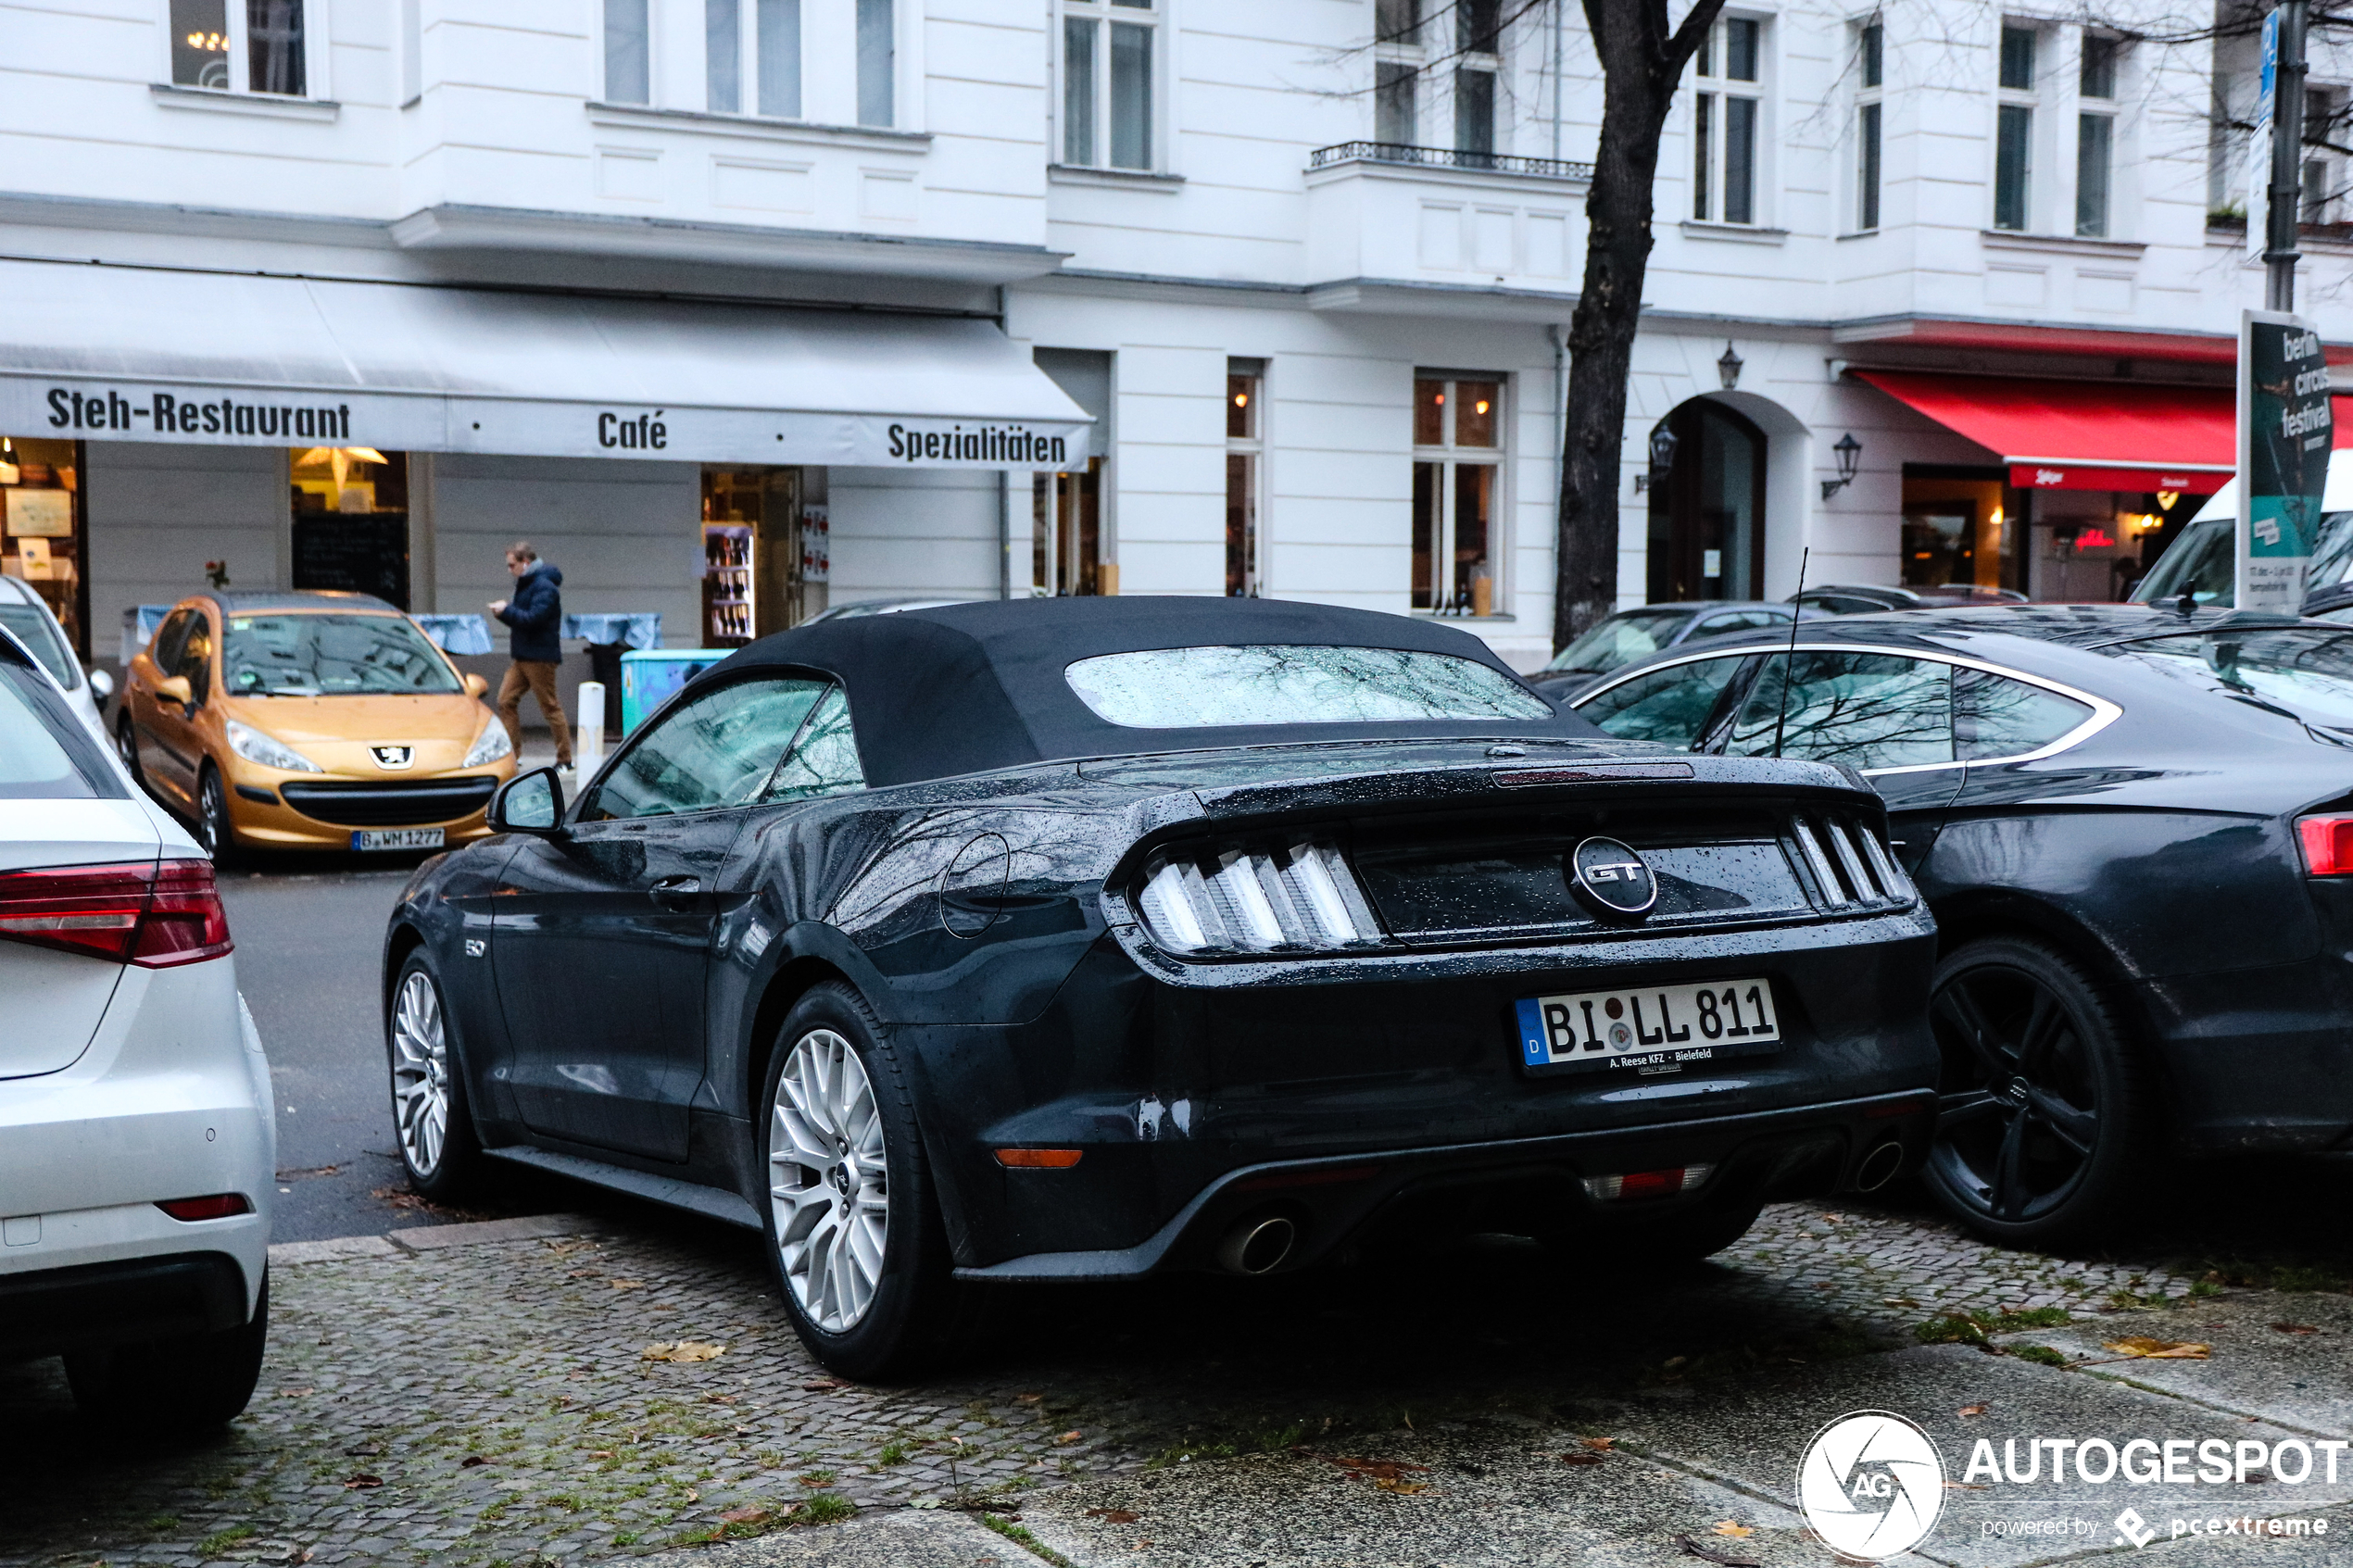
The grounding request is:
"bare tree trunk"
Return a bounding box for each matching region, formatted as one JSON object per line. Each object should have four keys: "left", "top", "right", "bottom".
{"left": 1554, "top": 0, "right": 1726, "bottom": 653}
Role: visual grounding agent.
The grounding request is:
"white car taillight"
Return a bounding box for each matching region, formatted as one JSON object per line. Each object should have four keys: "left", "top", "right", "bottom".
{"left": 1136, "top": 842, "right": 1384, "bottom": 955}
{"left": 0, "top": 859, "right": 233, "bottom": 967}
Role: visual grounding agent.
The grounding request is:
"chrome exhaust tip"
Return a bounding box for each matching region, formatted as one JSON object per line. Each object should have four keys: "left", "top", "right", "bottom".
{"left": 1853, "top": 1140, "right": 1906, "bottom": 1193}
{"left": 1215, "top": 1213, "right": 1298, "bottom": 1275}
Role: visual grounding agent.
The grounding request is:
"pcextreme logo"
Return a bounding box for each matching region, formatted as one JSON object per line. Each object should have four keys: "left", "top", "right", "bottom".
{"left": 1795, "top": 1411, "right": 1946, "bottom": 1562}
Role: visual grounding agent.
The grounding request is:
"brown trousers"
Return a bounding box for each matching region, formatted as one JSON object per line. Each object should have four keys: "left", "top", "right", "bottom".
{"left": 497, "top": 659, "right": 573, "bottom": 767}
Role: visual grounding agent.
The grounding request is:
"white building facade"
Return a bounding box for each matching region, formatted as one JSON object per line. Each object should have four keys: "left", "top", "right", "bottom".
{"left": 1, "top": 0, "right": 2342, "bottom": 686}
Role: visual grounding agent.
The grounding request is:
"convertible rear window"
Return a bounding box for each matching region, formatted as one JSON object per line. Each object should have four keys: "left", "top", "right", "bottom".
{"left": 1063, "top": 645, "right": 1554, "bottom": 728}
{"left": 2111, "top": 628, "right": 2353, "bottom": 728}
{"left": 223, "top": 614, "right": 461, "bottom": 696}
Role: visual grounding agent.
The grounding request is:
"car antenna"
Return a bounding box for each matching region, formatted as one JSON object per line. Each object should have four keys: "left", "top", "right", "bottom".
{"left": 1773, "top": 546, "right": 1811, "bottom": 759}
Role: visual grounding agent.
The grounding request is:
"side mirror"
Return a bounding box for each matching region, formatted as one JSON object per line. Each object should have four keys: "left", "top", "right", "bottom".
{"left": 463, "top": 671, "right": 489, "bottom": 699}
{"left": 155, "top": 674, "right": 193, "bottom": 708}
{"left": 490, "top": 765, "right": 566, "bottom": 835}
{"left": 86, "top": 668, "right": 114, "bottom": 702}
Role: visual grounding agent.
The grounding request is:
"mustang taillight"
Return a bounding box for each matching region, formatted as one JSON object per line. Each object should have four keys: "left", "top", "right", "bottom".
{"left": 0, "top": 859, "right": 233, "bottom": 968}
{"left": 1135, "top": 841, "right": 1385, "bottom": 956}
{"left": 2298, "top": 814, "right": 2353, "bottom": 876}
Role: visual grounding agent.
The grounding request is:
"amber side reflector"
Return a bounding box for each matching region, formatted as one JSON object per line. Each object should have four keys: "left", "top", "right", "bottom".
{"left": 994, "top": 1148, "right": 1083, "bottom": 1169}
{"left": 157, "top": 1194, "right": 253, "bottom": 1222}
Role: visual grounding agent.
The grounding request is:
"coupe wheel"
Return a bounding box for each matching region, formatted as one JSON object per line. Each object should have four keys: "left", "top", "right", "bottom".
{"left": 761, "top": 983, "right": 969, "bottom": 1380}
{"left": 389, "top": 953, "right": 484, "bottom": 1198}
{"left": 1922, "top": 935, "right": 2148, "bottom": 1248}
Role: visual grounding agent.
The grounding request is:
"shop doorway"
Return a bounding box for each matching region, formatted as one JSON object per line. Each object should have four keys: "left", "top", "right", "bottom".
{"left": 1899, "top": 466, "right": 2018, "bottom": 594}
{"left": 0, "top": 436, "right": 86, "bottom": 659}
{"left": 702, "top": 468, "right": 816, "bottom": 644}
{"left": 1647, "top": 398, "right": 1766, "bottom": 603}
{"left": 1035, "top": 458, "right": 1106, "bottom": 596}
{"left": 291, "top": 446, "right": 410, "bottom": 608}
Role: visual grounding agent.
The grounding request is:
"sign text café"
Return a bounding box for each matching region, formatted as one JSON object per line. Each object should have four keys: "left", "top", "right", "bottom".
{"left": 13, "top": 377, "right": 1090, "bottom": 470}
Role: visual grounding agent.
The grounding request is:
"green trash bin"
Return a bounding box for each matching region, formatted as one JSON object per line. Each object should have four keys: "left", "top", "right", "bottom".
{"left": 620, "top": 648, "right": 732, "bottom": 735}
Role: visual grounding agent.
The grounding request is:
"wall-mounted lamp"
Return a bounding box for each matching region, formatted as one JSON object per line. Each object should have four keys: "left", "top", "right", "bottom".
{"left": 1820, "top": 432, "right": 1862, "bottom": 499}
{"left": 1635, "top": 420, "right": 1680, "bottom": 494}
{"left": 1718, "top": 341, "right": 1744, "bottom": 391}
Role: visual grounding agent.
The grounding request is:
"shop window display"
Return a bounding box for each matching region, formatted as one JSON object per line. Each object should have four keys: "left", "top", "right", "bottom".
{"left": 0, "top": 437, "right": 86, "bottom": 659}
{"left": 291, "top": 447, "right": 409, "bottom": 608}
{"left": 703, "top": 468, "right": 813, "bottom": 643}
{"left": 1035, "top": 459, "right": 1107, "bottom": 596}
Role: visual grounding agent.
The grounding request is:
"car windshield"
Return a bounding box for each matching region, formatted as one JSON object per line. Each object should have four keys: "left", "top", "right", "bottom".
{"left": 1063, "top": 645, "right": 1554, "bottom": 727}
{"left": 2134, "top": 511, "right": 2353, "bottom": 608}
{"left": 222, "top": 613, "right": 462, "bottom": 696}
{"left": 1544, "top": 608, "right": 1692, "bottom": 674}
{"left": 0, "top": 602, "right": 77, "bottom": 688}
{"left": 2111, "top": 628, "right": 2353, "bottom": 730}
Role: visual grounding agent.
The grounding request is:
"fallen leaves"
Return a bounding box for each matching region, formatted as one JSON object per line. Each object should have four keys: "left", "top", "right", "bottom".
{"left": 719, "top": 1506, "right": 772, "bottom": 1524}
{"left": 1957, "top": 1404, "right": 1990, "bottom": 1418}
{"left": 1675, "top": 1533, "right": 1761, "bottom": 1568}
{"left": 641, "top": 1340, "right": 725, "bottom": 1363}
{"left": 1014, "top": 1392, "right": 1044, "bottom": 1404}
{"left": 802, "top": 1378, "right": 849, "bottom": 1392}
{"left": 2272, "top": 1322, "right": 2320, "bottom": 1335}
{"left": 1713, "top": 1522, "right": 1755, "bottom": 1538}
{"left": 2101, "top": 1336, "right": 2211, "bottom": 1360}
{"left": 609, "top": 1278, "right": 646, "bottom": 1291}
{"left": 341, "top": 1474, "right": 383, "bottom": 1490}
{"left": 275, "top": 1387, "right": 314, "bottom": 1399}
{"left": 1312, "top": 1453, "right": 1432, "bottom": 1494}
{"left": 1057, "top": 1430, "right": 1084, "bottom": 1445}
{"left": 1579, "top": 1437, "right": 1616, "bottom": 1451}
{"left": 1087, "top": 1508, "right": 1142, "bottom": 1524}
{"left": 459, "top": 1456, "right": 489, "bottom": 1469}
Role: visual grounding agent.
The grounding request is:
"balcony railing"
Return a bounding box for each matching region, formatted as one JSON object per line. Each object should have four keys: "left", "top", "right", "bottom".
{"left": 1307, "top": 141, "right": 1594, "bottom": 181}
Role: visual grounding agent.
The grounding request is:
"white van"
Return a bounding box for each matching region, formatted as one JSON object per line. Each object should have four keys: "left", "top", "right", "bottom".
{"left": 2129, "top": 453, "right": 2353, "bottom": 613}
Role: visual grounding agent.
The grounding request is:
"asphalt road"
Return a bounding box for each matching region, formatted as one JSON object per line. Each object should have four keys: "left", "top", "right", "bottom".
{"left": 220, "top": 854, "right": 609, "bottom": 1242}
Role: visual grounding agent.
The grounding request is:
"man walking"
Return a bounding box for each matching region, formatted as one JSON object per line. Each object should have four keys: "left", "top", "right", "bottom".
{"left": 489, "top": 541, "right": 573, "bottom": 771}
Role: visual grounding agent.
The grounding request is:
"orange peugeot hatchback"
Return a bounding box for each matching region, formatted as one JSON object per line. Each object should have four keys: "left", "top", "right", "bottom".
{"left": 117, "top": 592, "right": 516, "bottom": 859}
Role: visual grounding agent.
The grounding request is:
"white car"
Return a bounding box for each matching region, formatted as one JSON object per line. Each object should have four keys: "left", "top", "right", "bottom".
{"left": 0, "top": 623, "right": 274, "bottom": 1429}
{"left": 0, "top": 574, "right": 111, "bottom": 744}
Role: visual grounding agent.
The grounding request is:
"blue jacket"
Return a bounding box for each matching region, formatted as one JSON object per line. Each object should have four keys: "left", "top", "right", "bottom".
{"left": 497, "top": 561, "right": 563, "bottom": 662}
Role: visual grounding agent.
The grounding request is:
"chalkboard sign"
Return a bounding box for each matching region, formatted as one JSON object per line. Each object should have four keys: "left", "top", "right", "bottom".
{"left": 293, "top": 512, "right": 409, "bottom": 608}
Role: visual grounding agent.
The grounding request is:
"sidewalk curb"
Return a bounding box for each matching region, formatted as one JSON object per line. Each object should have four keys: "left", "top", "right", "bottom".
{"left": 269, "top": 1211, "right": 600, "bottom": 1267}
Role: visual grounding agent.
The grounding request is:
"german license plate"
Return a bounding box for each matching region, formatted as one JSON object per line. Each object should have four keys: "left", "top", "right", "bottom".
{"left": 351, "top": 828, "right": 445, "bottom": 852}
{"left": 1516, "top": 978, "right": 1780, "bottom": 1076}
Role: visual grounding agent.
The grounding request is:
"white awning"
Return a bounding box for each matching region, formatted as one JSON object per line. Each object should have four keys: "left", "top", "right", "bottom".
{"left": 0, "top": 257, "right": 1090, "bottom": 469}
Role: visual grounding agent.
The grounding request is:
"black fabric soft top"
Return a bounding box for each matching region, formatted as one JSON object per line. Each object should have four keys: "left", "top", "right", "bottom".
{"left": 695, "top": 596, "right": 1598, "bottom": 786}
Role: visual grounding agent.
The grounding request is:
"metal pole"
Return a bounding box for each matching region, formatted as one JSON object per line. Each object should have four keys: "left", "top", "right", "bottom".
{"left": 2267, "top": 0, "right": 2309, "bottom": 311}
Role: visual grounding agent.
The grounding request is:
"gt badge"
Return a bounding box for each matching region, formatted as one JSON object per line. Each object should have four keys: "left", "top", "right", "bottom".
{"left": 371, "top": 745, "right": 415, "bottom": 770}
{"left": 464, "top": 938, "right": 485, "bottom": 959}
{"left": 1568, "top": 835, "right": 1658, "bottom": 921}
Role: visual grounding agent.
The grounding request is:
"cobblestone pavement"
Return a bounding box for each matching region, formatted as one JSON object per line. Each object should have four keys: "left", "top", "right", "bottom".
{"left": 0, "top": 1175, "right": 2336, "bottom": 1568}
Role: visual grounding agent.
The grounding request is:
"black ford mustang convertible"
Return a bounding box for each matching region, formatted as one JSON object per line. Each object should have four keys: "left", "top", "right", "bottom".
{"left": 384, "top": 598, "right": 1938, "bottom": 1375}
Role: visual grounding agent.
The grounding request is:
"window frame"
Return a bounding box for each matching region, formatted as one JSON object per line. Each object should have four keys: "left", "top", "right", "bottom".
{"left": 1569, "top": 643, "right": 2120, "bottom": 774}
{"left": 1058, "top": 0, "right": 1164, "bottom": 172}
{"left": 1691, "top": 13, "right": 1768, "bottom": 226}
{"left": 1410, "top": 372, "right": 1509, "bottom": 617}
{"left": 161, "top": 0, "right": 328, "bottom": 99}
{"left": 1226, "top": 358, "right": 1266, "bottom": 598}
{"left": 1993, "top": 20, "right": 2042, "bottom": 232}
{"left": 1372, "top": 0, "right": 1424, "bottom": 144}
{"left": 703, "top": 0, "right": 804, "bottom": 119}
{"left": 2075, "top": 30, "right": 2120, "bottom": 237}
{"left": 1854, "top": 15, "right": 1883, "bottom": 232}
{"left": 602, "top": 0, "right": 655, "bottom": 106}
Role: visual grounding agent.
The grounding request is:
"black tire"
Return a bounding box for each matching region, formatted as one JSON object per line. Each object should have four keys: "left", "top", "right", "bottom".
{"left": 1920, "top": 935, "right": 2150, "bottom": 1250}
{"left": 66, "top": 1273, "right": 270, "bottom": 1433}
{"left": 114, "top": 711, "right": 145, "bottom": 790}
{"left": 388, "top": 951, "right": 487, "bottom": 1200}
{"left": 758, "top": 983, "right": 972, "bottom": 1381}
{"left": 195, "top": 764, "right": 241, "bottom": 868}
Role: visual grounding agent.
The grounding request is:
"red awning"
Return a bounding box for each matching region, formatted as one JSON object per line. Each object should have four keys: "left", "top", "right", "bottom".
{"left": 1851, "top": 370, "right": 2241, "bottom": 492}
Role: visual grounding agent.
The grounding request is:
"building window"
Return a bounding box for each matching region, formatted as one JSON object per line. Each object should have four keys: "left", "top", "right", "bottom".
{"left": 1856, "top": 19, "right": 1882, "bottom": 231}
{"left": 1411, "top": 375, "right": 1504, "bottom": 616}
{"left": 1374, "top": 0, "right": 1421, "bottom": 144}
{"left": 1994, "top": 23, "right": 2035, "bottom": 231}
{"left": 605, "top": 0, "right": 651, "bottom": 105}
{"left": 708, "top": 0, "right": 802, "bottom": 117}
{"left": 1063, "top": 0, "right": 1156, "bottom": 170}
{"left": 1692, "top": 17, "right": 1762, "bottom": 224}
{"left": 2303, "top": 88, "right": 2339, "bottom": 223}
{"left": 2076, "top": 32, "right": 2116, "bottom": 236}
{"left": 169, "top": 0, "right": 309, "bottom": 96}
{"left": 1455, "top": 0, "right": 1501, "bottom": 160}
{"left": 1227, "top": 361, "right": 1264, "bottom": 597}
{"left": 856, "top": 0, "right": 893, "bottom": 127}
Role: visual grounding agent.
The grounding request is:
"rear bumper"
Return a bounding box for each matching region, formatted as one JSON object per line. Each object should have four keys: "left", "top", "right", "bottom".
{"left": 0, "top": 1251, "right": 250, "bottom": 1357}
{"left": 954, "top": 1087, "right": 1934, "bottom": 1281}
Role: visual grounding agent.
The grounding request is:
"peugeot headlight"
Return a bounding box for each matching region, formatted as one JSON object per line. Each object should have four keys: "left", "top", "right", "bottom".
{"left": 224, "top": 718, "right": 323, "bottom": 773}
{"left": 462, "top": 719, "right": 513, "bottom": 769}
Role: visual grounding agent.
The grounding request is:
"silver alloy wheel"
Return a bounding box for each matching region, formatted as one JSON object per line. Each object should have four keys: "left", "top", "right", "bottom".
{"left": 769, "top": 1028, "right": 889, "bottom": 1333}
{"left": 390, "top": 969, "right": 452, "bottom": 1176}
{"left": 199, "top": 772, "right": 226, "bottom": 855}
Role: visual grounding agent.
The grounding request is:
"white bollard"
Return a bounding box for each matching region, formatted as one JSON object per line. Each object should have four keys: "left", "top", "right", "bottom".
{"left": 575, "top": 681, "right": 605, "bottom": 774}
